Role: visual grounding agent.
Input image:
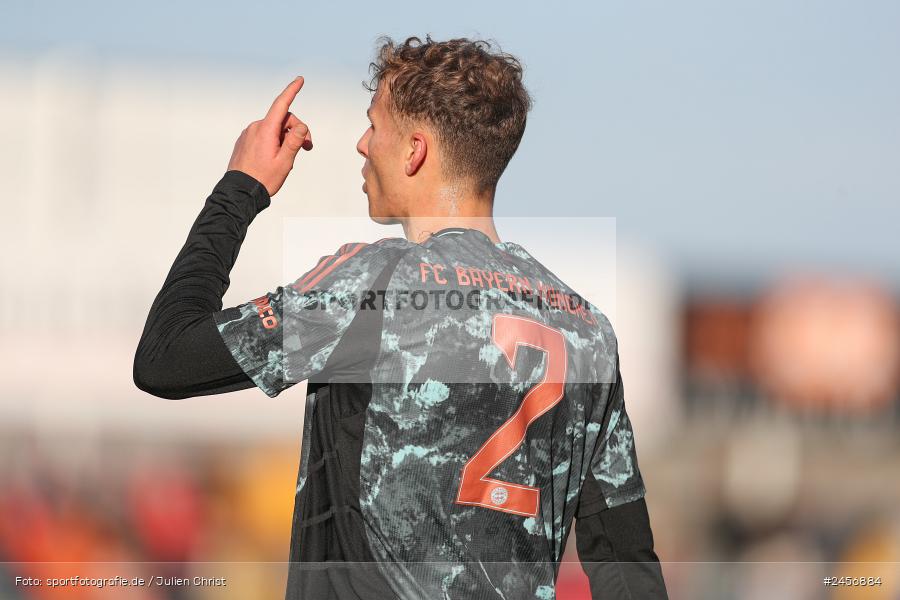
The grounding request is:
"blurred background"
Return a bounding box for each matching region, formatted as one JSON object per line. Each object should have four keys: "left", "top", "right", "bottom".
{"left": 1, "top": 1, "right": 899, "bottom": 598}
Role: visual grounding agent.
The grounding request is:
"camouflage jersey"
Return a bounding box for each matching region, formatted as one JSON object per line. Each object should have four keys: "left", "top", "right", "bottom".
{"left": 214, "top": 227, "right": 646, "bottom": 600}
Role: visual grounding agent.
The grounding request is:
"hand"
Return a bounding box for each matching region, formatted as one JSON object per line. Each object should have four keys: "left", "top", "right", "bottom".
{"left": 227, "top": 76, "right": 314, "bottom": 197}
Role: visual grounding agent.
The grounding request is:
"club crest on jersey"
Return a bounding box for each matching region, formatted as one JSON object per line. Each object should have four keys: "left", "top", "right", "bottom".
{"left": 490, "top": 486, "right": 509, "bottom": 506}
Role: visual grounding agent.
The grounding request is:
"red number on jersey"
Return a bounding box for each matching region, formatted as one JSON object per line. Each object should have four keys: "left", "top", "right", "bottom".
{"left": 455, "top": 314, "right": 568, "bottom": 517}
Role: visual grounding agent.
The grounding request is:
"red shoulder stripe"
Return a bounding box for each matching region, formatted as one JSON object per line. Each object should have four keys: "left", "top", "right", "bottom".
{"left": 292, "top": 254, "right": 337, "bottom": 291}
{"left": 300, "top": 243, "right": 367, "bottom": 293}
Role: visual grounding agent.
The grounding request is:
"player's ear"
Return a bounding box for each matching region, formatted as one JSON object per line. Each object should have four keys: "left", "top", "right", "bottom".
{"left": 405, "top": 131, "right": 427, "bottom": 176}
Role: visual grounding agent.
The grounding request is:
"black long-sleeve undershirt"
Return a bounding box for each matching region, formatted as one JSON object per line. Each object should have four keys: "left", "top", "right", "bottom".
{"left": 133, "top": 171, "right": 668, "bottom": 599}
{"left": 575, "top": 474, "right": 669, "bottom": 599}
{"left": 133, "top": 170, "right": 261, "bottom": 399}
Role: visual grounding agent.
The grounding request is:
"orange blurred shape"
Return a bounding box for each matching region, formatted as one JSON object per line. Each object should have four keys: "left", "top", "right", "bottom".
{"left": 685, "top": 299, "right": 751, "bottom": 380}
{"left": 750, "top": 277, "right": 900, "bottom": 412}
{"left": 0, "top": 485, "right": 54, "bottom": 562}
{"left": 833, "top": 516, "right": 900, "bottom": 600}
{"left": 1, "top": 486, "right": 164, "bottom": 599}
{"left": 233, "top": 447, "right": 298, "bottom": 547}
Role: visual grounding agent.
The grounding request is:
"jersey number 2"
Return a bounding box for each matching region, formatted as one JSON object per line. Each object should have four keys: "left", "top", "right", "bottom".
{"left": 455, "top": 314, "right": 568, "bottom": 517}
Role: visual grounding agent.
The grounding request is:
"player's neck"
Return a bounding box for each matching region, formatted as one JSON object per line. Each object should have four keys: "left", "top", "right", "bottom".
{"left": 401, "top": 183, "right": 500, "bottom": 244}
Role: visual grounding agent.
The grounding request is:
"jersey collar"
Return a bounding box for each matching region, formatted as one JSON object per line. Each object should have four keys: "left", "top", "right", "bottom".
{"left": 431, "top": 227, "right": 471, "bottom": 238}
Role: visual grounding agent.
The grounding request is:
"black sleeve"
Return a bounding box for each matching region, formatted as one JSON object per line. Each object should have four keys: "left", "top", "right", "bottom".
{"left": 133, "top": 171, "right": 269, "bottom": 399}
{"left": 574, "top": 471, "right": 669, "bottom": 599}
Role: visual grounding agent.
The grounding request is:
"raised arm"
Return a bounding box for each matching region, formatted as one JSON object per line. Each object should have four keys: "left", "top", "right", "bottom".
{"left": 133, "top": 77, "right": 313, "bottom": 399}
{"left": 133, "top": 171, "right": 269, "bottom": 398}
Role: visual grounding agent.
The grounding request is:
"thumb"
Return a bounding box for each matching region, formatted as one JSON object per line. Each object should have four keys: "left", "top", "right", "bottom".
{"left": 280, "top": 121, "right": 312, "bottom": 158}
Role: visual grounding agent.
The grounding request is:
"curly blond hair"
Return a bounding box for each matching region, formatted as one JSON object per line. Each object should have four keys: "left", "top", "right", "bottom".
{"left": 366, "top": 35, "right": 532, "bottom": 194}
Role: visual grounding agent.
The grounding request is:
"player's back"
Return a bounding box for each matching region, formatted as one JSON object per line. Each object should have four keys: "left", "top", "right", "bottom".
{"left": 325, "top": 228, "right": 643, "bottom": 599}
{"left": 215, "top": 226, "right": 647, "bottom": 599}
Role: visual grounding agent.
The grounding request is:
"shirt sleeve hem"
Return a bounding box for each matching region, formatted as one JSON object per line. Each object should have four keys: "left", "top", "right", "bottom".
{"left": 212, "top": 312, "right": 283, "bottom": 398}
{"left": 603, "top": 480, "right": 647, "bottom": 511}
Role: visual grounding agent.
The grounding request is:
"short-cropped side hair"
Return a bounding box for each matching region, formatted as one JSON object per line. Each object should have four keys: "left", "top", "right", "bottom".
{"left": 366, "top": 35, "right": 532, "bottom": 195}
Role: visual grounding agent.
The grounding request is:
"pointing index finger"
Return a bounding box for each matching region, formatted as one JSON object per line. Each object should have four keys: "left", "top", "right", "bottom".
{"left": 263, "top": 76, "right": 304, "bottom": 132}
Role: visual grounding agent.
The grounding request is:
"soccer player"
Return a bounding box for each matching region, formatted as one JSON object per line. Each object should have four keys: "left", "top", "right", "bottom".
{"left": 134, "top": 37, "right": 668, "bottom": 600}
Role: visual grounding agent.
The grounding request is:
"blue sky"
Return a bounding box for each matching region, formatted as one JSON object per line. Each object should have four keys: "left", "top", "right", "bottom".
{"left": 4, "top": 0, "right": 899, "bottom": 289}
